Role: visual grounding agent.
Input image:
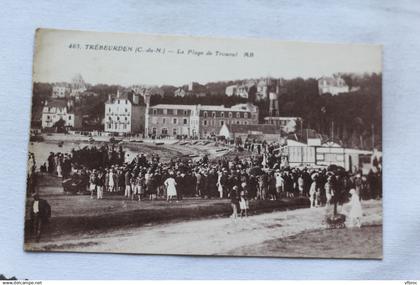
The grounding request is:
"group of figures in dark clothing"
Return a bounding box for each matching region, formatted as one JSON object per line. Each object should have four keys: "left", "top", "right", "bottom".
{"left": 36, "top": 143, "right": 382, "bottom": 207}
{"left": 27, "top": 142, "right": 382, "bottom": 240}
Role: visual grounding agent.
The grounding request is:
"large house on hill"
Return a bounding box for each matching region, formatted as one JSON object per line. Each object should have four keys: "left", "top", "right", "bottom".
{"left": 41, "top": 98, "right": 81, "bottom": 129}
{"left": 318, "top": 75, "right": 350, "bottom": 95}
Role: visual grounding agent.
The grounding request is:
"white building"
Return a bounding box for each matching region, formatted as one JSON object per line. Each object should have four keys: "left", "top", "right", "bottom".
{"left": 104, "top": 90, "right": 145, "bottom": 134}
{"left": 41, "top": 99, "right": 81, "bottom": 129}
{"left": 225, "top": 82, "right": 255, "bottom": 99}
{"left": 318, "top": 76, "right": 350, "bottom": 95}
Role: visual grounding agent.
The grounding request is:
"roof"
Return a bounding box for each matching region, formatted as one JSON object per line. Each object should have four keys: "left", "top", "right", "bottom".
{"left": 264, "top": 116, "right": 302, "bottom": 121}
{"left": 288, "top": 129, "right": 322, "bottom": 144}
{"left": 149, "top": 104, "right": 196, "bottom": 110}
{"left": 227, "top": 124, "right": 282, "bottom": 135}
{"left": 318, "top": 76, "right": 347, "bottom": 87}
{"left": 150, "top": 103, "right": 257, "bottom": 112}
{"left": 44, "top": 99, "right": 68, "bottom": 109}
{"left": 106, "top": 90, "right": 145, "bottom": 106}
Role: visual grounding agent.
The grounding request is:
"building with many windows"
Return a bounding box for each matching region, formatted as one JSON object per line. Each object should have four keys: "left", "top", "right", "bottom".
{"left": 41, "top": 98, "right": 81, "bottom": 129}
{"left": 104, "top": 90, "right": 146, "bottom": 135}
{"left": 146, "top": 103, "right": 259, "bottom": 139}
{"left": 51, "top": 84, "right": 70, "bottom": 98}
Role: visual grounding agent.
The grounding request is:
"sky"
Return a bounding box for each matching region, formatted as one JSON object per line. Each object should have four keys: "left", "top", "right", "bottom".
{"left": 33, "top": 28, "right": 382, "bottom": 86}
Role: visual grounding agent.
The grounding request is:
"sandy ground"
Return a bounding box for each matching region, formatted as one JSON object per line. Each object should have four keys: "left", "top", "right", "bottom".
{"left": 27, "top": 200, "right": 382, "bottom": 257}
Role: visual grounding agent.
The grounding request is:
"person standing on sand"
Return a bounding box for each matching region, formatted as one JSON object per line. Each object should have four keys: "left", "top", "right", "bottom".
{"left": 239, "top": 189, "right": 249, "bottom": 218}
{"left": 30, "top": 194, "right": 51, "bottom": 242}
{"left": 229, "top": 186, "right": 240, "bottom": 220}
{"left": 164, "top": 174, "right": 177, "bottom": 202}
{"left": 124, "top": 170, "right": 132, "bottom": 199}
{"left": 89, "top": 170, "right": 97, "bottom": 199}
{"left": 108, "top": 169, "right": 115, "bottom": 192}
{"left": 347, "top": 188, "right": 363, "bottom": 228}
{"left": 96, "top": 169, "right": 105, "bottom": 200}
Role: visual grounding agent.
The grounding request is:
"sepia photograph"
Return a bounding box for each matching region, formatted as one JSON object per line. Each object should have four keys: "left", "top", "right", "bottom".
{"left": 24, "top": 28, "right": 382, "bottom": 258}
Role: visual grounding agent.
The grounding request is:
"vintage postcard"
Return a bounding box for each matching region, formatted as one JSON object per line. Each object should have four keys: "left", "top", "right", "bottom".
{"left": 25, "top": 28, "right": 382, "bottom": 258}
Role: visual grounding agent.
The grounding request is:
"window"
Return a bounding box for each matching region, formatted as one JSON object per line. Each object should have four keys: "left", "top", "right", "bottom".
{"left": 173, "top": 128, "right": 177, "bottom": 135}
{"left": 117, "top": 117, "right": 120, "bottom": 121}
{"left": 163, "top": 109, "right": 167, "bottom": 115}
{"left": 221, "top": 112, "right": 225, "bottom": 118}
{"left": 153, "top": 109, "right": 157, "bottom": 115}
{"left": 173, "top": 109, "right": 177, "bottom": 115}
{"left": 108, "top": 123, "right": 111, "bottom": 129}
{"left": 183, "top": 118, "right": 188, "bottom": 125}
{"left": 125, "top": 117, "right": 128, "bottom": 121}
{"left": 173, "top": 118, "right": 177, "bottom": 124}
{"left": 68, "top": 115, "right": 72, "bottom": 120}
{"left": 244, "top": 121, "right": 248, "bottom": 125}
{"left": 163, "top": 118, "right": 166, "bottom": 124}
{"left": 162, "top": 128, "right": 168, "bottom": 135}
{"left": 237, "top": 121, "right": 240, "bottom": 125}
{"left": 114, "top": 123, "right": 118, "bottom": 129}
{"left": 228, "top": 112, "right": 233, "bottom": 118}
{"left": 125, "top": 108, "right": 128, "bottom": 112}
{"left": 47, "top": 115, "right": 50, "bottom": 119}
{"left": 220, "top": 121, "right": 224, "bottom": 126}
{"left": 118, "top": 100, "right": 120, "bottom": 104}
{"left": 236, "top": 112, "right": 240, "bottom": 118}
{"left": 203, "top": 120, "right": 207, "bottom": 126}
{"left": 109, "top": 108, "right": 111, "bottom": 112}
{"left": 212, "top": 112, "right": 216, "bottom": 118}
{"left": 152, "top": 128, "right": 157, "bottom": 135}
{"left": 184, "top": 110, "right": 188, "bottom": 115}
{"left": 125, "top": 100, "right": 128, "bottom": 104}
{"left": 244, "top": 112, "right": 248, "bottom": 119}
{"left": 204, "top": 111, "right": 208, "bottom": 118}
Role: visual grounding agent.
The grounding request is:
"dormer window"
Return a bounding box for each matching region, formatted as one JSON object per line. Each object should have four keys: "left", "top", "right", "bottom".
{"left": 204, "top": 111, "right": 208, "bottom": 118}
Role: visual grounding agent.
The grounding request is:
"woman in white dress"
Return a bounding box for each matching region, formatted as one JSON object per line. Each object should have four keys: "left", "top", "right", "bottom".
{"left": 348, "top": 188, "right": 363, "bottom": 228}
{"left": 164, "top": 175, "right": 177, "bottom": 202}
{"left": 217, "top": 170, "right": 224, "bottom": 199}
{"left": 108, "top": 169, "right": 115, "bottom": 192}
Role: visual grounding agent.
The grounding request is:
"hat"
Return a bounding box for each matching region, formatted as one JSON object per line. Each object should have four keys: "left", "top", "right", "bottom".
{"left": 349, "top": 189, "right": 356, "bottom": 196}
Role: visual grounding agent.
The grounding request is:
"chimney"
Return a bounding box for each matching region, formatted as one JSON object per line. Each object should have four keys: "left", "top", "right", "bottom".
{"left": 143, "top": 92, "right": 151, "bottom": 107}
{"left": 133, "top": 91, "right": 139, "bottom": 105}
{"left": 108, "top": 94, "right": 112, "bottom": 102}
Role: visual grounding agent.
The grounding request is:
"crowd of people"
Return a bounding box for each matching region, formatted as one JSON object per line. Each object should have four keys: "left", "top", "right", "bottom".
{"left": 36, "top": 144, "right": 382, "bottom": 212}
